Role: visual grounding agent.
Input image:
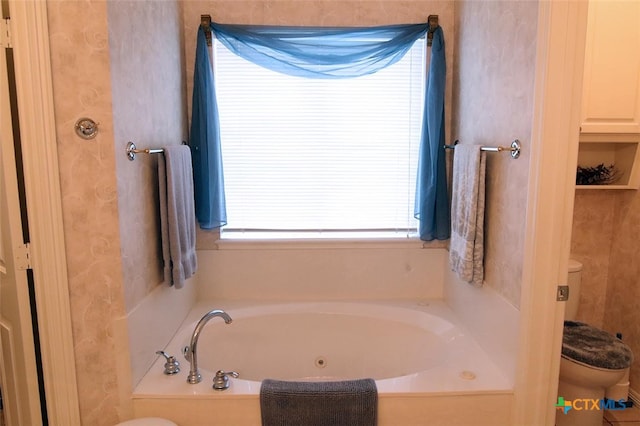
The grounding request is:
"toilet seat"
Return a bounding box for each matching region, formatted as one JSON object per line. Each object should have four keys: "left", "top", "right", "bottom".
{"left": 562, "top": 321, "right": 633, "bottom": 370}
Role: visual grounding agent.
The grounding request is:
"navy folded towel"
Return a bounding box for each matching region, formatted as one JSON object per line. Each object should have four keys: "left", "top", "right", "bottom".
{"left": 260, "top": 378, "right": 378, "bottom": 426}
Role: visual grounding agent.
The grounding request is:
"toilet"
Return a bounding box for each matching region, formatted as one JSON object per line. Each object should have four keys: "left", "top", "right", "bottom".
{"left": 114, "top": 418, "right": 177, "bottom": 426}
{"left": 556, "top": 259, "right": 633, "bottom": 426}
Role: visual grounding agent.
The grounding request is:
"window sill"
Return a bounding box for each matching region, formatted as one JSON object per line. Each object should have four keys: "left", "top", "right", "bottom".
{"left": 213, "top": 232, "right": 448, "bottom": 250}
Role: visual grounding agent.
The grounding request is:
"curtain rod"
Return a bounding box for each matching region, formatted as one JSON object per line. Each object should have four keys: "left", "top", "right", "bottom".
{"left": 199, "top": 14, "right": 439, "bottom": 48}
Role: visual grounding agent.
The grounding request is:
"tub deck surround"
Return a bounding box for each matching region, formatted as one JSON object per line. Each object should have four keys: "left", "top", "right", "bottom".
{"left": 133, "top": 393, "right": 513, "bottom": 426}
{"left": 134, "top": 300, "right": 511, "bottom": 398}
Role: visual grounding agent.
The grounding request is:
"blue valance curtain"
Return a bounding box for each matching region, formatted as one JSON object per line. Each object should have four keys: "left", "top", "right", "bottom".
{"left": 211, "top": 22, "right": 428, "bottom": 79}
{"left": 189, "top": 21, "right": 450, "bottom": 239}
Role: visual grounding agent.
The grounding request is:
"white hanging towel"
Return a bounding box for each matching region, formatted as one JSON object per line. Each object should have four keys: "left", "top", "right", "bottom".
{"left": 449, "top": 144, "right": 486, "bottom": 286}
{"left": 158, "top": 145, "right": 197, "bottom": 289}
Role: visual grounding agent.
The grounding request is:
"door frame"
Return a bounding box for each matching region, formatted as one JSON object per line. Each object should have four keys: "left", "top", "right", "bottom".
{"left": 8, "top": 0, "right": 80, "bottom": 424}
{"left": 514, "top": 1, "right": 588, "bottom": 424}
{"left": 1, "top": 21, "right": 44, "bottom": 426}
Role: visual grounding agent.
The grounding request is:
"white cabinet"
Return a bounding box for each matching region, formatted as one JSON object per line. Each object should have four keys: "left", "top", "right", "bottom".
{"left": 577, "top": 1, "right": 640, "bottom": 189}
{"left": 580, "top": 0, "right": 640, "bottom": 134}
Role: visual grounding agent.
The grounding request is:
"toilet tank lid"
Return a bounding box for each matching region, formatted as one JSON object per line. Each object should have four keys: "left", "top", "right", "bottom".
{"left": 568, "top": 259, "right": 583, "bottom": 272}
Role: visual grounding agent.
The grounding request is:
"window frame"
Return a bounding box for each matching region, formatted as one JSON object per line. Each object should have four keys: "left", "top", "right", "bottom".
{"left": 212, "top": 36, "right": 428, "bottom": 241}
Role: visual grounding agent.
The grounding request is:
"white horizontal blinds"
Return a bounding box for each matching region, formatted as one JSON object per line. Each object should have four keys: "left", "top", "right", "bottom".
{"left": 215, "top": 38, "right": 425, "bottom": 233}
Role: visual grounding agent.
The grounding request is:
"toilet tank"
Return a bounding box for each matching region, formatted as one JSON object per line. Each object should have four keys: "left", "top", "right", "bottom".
{"left": 565, "top": 259, "right": 583, "bottom": 321}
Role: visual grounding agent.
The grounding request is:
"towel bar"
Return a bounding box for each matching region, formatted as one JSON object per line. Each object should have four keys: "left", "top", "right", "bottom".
{"left": 126, "top": 141, "right": 163, "bottom": 161}
{"left": 444, "top": 139, "right": 521, "bottom": 159}
{"left": 126, "top": 141, "right": 189, "bottom": 161}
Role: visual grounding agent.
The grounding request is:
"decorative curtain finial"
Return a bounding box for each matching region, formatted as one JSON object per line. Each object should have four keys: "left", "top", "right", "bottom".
{"left": 427, "top": 15, "right": 439, "bottom": 47}
{"left": 201, "top": 14, "right": 212, "bottom": 46}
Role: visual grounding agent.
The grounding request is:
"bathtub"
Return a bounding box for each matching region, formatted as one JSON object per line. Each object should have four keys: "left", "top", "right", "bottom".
{"left": 132, "top": 300, "right": 514, "bottom": 425}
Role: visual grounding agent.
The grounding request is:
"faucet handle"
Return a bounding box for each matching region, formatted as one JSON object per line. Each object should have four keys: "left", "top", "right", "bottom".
{"left": 156, "top": 350, "right": 180, "bottom": 375}
{"left": 212, "top": 370, "right": 239, "bottom": 390}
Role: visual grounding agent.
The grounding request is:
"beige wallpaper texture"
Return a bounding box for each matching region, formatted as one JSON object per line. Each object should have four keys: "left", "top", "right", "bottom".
{"left": 47, "top": 0, "right": 187, "bottom": 424}
{"left": 452, "top": 0, "right": 538, "bottom": 307}
{"left": 107, "top": 0, "right": 188, "bottom": 311}
{"left": 47, "top": 1, "right": 125, "bottom": 424}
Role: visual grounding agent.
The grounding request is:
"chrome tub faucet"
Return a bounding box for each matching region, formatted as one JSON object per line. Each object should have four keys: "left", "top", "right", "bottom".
{"left": 183, "top": 309, "right": 232, "bottom": 384}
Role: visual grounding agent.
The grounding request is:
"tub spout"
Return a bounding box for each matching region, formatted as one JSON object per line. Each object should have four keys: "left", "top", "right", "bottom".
{"left": 185, "top": 309, "right": 232, "bottom": 384}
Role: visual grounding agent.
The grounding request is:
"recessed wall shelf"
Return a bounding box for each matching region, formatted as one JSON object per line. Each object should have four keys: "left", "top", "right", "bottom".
{"left": 576, "top": 134, "right": 640, "bottom": 190}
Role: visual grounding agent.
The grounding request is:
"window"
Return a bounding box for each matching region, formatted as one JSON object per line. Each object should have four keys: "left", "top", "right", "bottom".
{"left": 214, "top": 38, "right": 426, "bottom": 238}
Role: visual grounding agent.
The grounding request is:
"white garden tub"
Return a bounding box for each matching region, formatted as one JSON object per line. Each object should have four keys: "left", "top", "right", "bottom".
{"left": 132, "top": 300, "right": 513, "bottom": 425}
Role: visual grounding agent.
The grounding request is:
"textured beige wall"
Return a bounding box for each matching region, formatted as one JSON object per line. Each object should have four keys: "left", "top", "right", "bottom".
{"left": 451, "top": 0, "right": 538, "bottom": 307}
{"left": 47, "top": 0, "right": 187, "bottom": 424}
{"left": 47, "top": 1, "right": 126, "bottom": 424}
{"left": 108, "top": 0, "right": 188, "bottom": 311}
{"left": 570, "top": 191, "right": 616, "bottom": 328}
{"left": 604, "top": 190, "right": 640, "bottom": 390}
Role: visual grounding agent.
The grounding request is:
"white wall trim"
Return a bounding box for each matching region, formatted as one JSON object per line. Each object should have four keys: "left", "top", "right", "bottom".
{"left": 8, "top": 0, "right": 81, "bottom": 424}
{"left": 513, "top": 1, "right": 588, "bottom": 424}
